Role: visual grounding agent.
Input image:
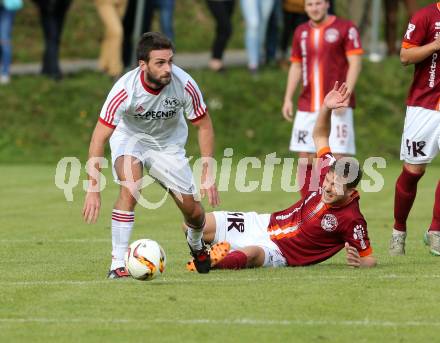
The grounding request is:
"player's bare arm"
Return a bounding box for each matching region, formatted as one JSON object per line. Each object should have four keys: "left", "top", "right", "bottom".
{"left": 82, "top": 121, "right": 114, "bottom": 224}
{"left": 313, "top": 82, "right": 351, "bottom": 151}
{"left": 345, "top": 54, "right": 362, "bottom": 94}
{"left": 191, "top": 112, "right": 220, "bottom": 207}
{"left": 400, "top": 35, "right": 440, "bottom": 66}
{"left": 345, "top": 243, "right": 377, "bottom": 268}
{"left": 282, "top": 62, "right": 302, "bottom": 122}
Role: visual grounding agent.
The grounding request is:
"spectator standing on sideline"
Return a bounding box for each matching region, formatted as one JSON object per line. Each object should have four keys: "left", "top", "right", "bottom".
{"left": 32, "top": 0, "right": 72, "bottom": 80}
{"left": 95, "top": 0, "right": 127, "bottom": 78}
{"left": 265, "top": 0, "right": 281, "bottom": 66}
{"left": 122, "top": 0, "right": 175, "bottom": 69}
{"left": 384, "top": 0, "right": 417, "bottom": 56}
{"left": 0, "top": 0, "right": 22, "bottom": 84}
{"left": 240, "top": 0, "right": 275, "bottom": 74}
{"left": 122, "top": 0, "right": 153, "bottom": 68}
{"left": 279, "top": 0, "right": 307, "bottom": 69}
{"left": 205, "top": 0, "right": 235, "bottom": 72}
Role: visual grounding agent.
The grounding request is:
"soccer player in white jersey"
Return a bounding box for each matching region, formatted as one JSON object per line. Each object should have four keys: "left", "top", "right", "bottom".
{"left": 82, "top": 32, "right": 219, "bottom": 277}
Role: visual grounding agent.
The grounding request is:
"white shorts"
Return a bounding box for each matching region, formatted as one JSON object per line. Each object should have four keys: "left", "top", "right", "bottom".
{"left": 400, "top": 106, "right": 440, "bottom": 164}
{"left": 212, "top": 211, "right": 287, "bottom": 268}
{"left": 289, "top": 107, "right": 356, "bottom": 155}
{"left": 109, "top": 130, "right": 196, "bottom": 195}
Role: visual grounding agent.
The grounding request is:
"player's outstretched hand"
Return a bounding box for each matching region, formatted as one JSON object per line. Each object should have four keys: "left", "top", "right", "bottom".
{"left": 282, "top": 99, "right": 294, "bottom": 122}
{"left": 83, "top": 192, "right": 101, "bottom": 224}
{"left": 345, "top": 242, "right": 361, "bottom": 268}
{"left": 323, "top": 81, "right": 351, "bottom": 110}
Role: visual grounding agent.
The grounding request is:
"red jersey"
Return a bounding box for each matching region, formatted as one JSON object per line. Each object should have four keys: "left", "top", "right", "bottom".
{"left": 401, "top": 3, "right": 440, "bottom": 111}
{"left": 290, "top": 16, "right": 363, "bottom": 112}
{"left": 269, "top": 147, "right": 372, "bottom": 266}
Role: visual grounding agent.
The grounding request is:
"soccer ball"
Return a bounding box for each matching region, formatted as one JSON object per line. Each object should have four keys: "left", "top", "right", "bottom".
{"left": 125, "top": 239, "right": 166, "bottom": 281}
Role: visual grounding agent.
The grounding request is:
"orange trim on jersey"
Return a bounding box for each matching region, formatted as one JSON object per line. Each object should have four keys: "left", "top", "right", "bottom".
{"left": 328, "top": 190, "right": 360, "bottom": 209}
{"left": 401, "top": 42, "right": 419, "bottom": 49}
{"left": 270, "top": 230, "right": 301, "bottom": 240}
{"left": 346, "top": 48, "right": 364, "bottom": 56}
{"left": 290, "top": 56, "right": 302, "bottom": 63}
{"left": 98, "top": 117, "right": 116, "bottom": 129}
{"left": 437, "top": 2, "right": 440, "bottom": 12}
{"left": 437, "top": 97, "right": 440, "bottom": 111}
{"left": 309, "top": 15, "right": 336, "bottom": 29}
{"left": 317, "top": 146, "right": 331, "bottom": 158}
{"left": 359, "top": 246, "right": 372, "bottom": 257}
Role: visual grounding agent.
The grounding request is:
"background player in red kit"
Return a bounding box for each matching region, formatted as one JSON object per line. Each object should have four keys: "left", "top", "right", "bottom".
{"left": 187, "top": 83, "right": 376, "bottom": 271}
{"left": 389, "top": 2, "right": 440, "bottom": 256}
{"left": 281, "top": 0, "right": 363, "bottom": 199}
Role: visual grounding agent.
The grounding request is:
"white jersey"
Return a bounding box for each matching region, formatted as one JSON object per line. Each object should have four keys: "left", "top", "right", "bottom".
{"left": 99, "top": 65, "right": 207, "bottom": 149}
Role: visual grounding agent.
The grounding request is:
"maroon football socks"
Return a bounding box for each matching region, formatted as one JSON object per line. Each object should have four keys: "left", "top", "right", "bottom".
{"left": 214, "top": 251, "right": 247, "bottom": 270}
{"left": 393, "top": 166, "right": 425, "bottom": 232}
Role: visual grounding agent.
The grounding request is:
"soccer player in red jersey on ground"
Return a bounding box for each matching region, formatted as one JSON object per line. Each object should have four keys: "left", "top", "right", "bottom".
{"left": 282, "top": 0, "right": 363, "bottom": 199}
{"left": 82, "top": 32, "right": 219, "bottom": 278}
{"left": 389, "top": 2, "right": 440, "bottom": 256}
{"left": 187, "top": 83, "right": 376, "bottom": 271}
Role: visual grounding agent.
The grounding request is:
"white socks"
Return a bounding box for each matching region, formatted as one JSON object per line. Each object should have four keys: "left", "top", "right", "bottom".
{"left": 186, "top": 226, "right": 203, "bottom": 251}
{"left": 110, "top": 209, "right": 134, "bottom": 270}
{"left": 393, "top": 229, "right": 407, "bottom": 237}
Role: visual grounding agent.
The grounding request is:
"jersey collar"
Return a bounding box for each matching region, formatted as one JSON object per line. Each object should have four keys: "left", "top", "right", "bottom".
{"left": 140, "top": 70, "right": 164, "bottom": 95}
{"left": 309, "top": 15, "right": 336, "bottom": 29}
{"left": 327, "top": 190, "right": 360, "bottom": 208}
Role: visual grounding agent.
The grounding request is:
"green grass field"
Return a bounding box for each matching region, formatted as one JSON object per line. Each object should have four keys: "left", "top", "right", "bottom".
{"left": 1, "top": 162, "right": 439, "bottom": 342}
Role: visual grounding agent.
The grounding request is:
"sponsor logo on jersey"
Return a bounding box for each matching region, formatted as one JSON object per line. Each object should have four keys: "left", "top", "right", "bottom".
{"left": 353, "top": 224, "right": 366, "bottom": 249}
{"left": 324, "top": 28, "right": 339, "bottom": 43}
{"left": 134, "top": 110, "right": 177, "bottom": 120}
{"left": 161, "top": 97, "right": 181, "bottom": 110}
{"left": 348, "top": 27, "right": 360, "bottom": 48}
{"left": 429, "top": 53, "right": 438, "bottom": 88}
{"left": 300, "top": 30, "right": 308, "bottom": 86}
{"left": 405, "top": 23, "right": 416, "bottom": 40}
{"left": 321, "top": 214, "right": 338, "bottom": 232}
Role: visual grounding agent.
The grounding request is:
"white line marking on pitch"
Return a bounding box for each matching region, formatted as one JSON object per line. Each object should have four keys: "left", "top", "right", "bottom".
{"left": 0, "top": 239, "right": 181, "bottom": 244}
{"left": 0, "top": 318, "right": 439, "bottom": 327}
{"left": 1, "top": 274, "right": 440, "bottom": 286}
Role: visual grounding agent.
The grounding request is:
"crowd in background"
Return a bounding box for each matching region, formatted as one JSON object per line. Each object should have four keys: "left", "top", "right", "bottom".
{"left": 0, "top": 0, "right": 418, "bottom": 84}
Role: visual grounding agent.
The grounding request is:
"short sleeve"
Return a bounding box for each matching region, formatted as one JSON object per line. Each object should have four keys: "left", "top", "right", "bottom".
{"left": 184, "top": 79, "right": 207, "bottom": 122}
{"left": 290, "top": 26, "right": 303, "bottom": 63}
{"left": 401, "top": 11, "right": 428, "bottom": 48}
{"left": 98, "top": 84, "right": 128, "bottom": 129}
{"left": 342, "top": 218, "right": 372, "bottom": 257}
{"left": 316, "top": 147, "right": 337, "bottom": 186}
{"left": 344, "top": 23, "right": 363, "bottom": 56}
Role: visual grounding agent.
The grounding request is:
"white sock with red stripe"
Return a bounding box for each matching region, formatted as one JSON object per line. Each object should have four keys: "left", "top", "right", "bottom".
{"left": 110, "top": 209, "right": 135, "bottom": 270}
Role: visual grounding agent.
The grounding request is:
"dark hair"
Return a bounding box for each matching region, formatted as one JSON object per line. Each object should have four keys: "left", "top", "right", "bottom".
{"left": 136, "top": 32, "right": 175, "bottom": 62}
{"left": 329, "top": 157, "right": 363, "bottom": 189}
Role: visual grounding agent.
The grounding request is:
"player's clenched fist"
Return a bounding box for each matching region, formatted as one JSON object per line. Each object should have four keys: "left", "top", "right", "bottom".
{"left": 345, "top": 242, "right": 361, "bottom": 268}
{"left": 282, "top": 99, "right": 294, "bottom": 122}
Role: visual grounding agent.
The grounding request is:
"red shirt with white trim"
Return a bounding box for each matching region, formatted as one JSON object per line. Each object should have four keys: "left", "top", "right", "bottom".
{"left": 401, "top": 2, "right": 440, "bottom": 111}
{"left": 269, "top": 148, "right": 372, "bottom": 266}
{"left": 98, "top": 65, "right": 207, "bottom": 149}
{"left": 290, "top": 16, "right": 363, "bottom": 112}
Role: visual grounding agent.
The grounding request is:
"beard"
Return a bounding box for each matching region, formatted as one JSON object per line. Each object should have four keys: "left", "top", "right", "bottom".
{"left": 146, "top": 70, "right": 171, "bottom": 88}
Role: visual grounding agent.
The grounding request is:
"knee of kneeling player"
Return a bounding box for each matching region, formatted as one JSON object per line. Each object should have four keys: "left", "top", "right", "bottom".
{"left": 244, "top": 248, "right": 265, "bottom": 268}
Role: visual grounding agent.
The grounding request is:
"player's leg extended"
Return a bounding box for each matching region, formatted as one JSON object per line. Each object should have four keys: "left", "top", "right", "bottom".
{"left": 170, "top": 192, "right": 212, "bottom": 273}
{"left": 390, "top": 162, "right": 426, "bottom": 256}
{"left": 109, "top": 155, "right": 143, "bottom": 277}
{"left": 214, "top": 246, "right": 265, "bottom": 270}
